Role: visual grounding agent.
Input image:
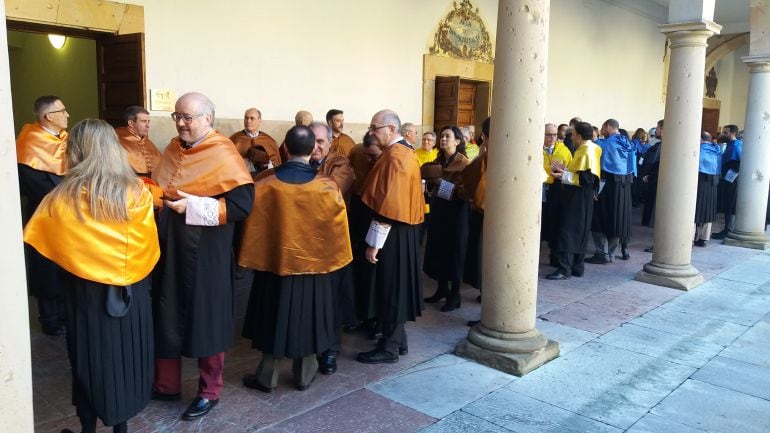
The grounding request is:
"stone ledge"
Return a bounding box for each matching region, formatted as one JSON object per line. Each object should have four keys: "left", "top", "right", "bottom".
{"left": 634, "top": 270, "right": 704, "bottom": 291}
{"left": 455, "top": 339, "right": 559, "bottom": 377}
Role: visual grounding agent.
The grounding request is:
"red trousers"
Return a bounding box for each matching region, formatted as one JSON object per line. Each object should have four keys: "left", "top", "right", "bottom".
{"left": 153, "top": 352, "right": 225, "bottom": 400}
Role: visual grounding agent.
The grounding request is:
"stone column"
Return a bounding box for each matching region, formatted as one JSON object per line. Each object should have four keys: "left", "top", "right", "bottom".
{"left": 724, "top": 1, "right": 770, "bottom": 249}
{"left": 635, "top": 15, "right": 721, "bottom": 290}
{"left": 455, "top": 0, "right": 558, "bottom": 376}
{"left": 0, "top": 0, "right": 35, "bottom": 431}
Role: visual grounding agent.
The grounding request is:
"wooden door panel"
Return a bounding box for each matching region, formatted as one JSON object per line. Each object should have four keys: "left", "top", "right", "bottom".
{"left": 702, "top": 108, "right": 720, "bottom": 138}
{"left": 434, "top": 76, "right": 460, "bottom": 131}
{"left": 97, "top": 33, "right": 145, "bottom": 127}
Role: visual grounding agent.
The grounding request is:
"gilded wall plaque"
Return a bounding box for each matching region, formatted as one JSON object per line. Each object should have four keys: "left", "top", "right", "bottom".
{"left": 429, "top": 0, "right": 494, "bottom": 63}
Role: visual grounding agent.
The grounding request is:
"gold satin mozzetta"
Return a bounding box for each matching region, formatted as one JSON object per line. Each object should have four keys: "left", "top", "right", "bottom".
{"left": 16, "top": 123, "right": 68, "bottom": 175}
{"left": 460, "top": 151, "right": 487, "bottom": 212}
{"left": 229, "top": 130, "right": 282, "bottom": 167}
{"left": 567, "top": 141, "right": 602, "bottom": 186}
{"left": 152, "top": 130, "right": 253, "bottom": 199}
{"left": 319, "top": 152, "right": 355, "bottom": 196}
{"left": 361, "top": 143, "right": 425, "bottom": 225}
{"left": 115, "top": 126, "right": 162, "bottom": 175}
{"left": 23, "top": 185, "right": 160, "bottom": 286}
{"left": 238, "top": 173, "right": 352, "bottom": 276}
{"left": 348, "top": 144, "right": 376, "bottom": 196}
{"left": 331, "top": 133, "right": 356, "bottom": 156}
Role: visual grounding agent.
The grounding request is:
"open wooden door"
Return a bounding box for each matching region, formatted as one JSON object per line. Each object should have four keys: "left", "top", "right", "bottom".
{"left": 97, "top": 33, "right": 146, "bottom": 127}
{"left": 434, "top": 76, "right": 460, "bottom": 132}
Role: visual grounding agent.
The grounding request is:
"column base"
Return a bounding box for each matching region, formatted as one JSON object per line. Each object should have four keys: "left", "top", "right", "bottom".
{"left": 723, "top": 230, "right": 770, "bottom": 250}
{"left": 634, "top": 261, "right": 704, "bottom": 291}
{"left": 454, "top": 324, "right": 559, "bottom": 376}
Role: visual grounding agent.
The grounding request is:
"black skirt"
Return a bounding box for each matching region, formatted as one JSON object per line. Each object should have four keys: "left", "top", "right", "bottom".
{"left": 423, "top": 197, "right": 469, "bottom": 281}
{"left": 695, "top": 173, "right": 719, "bottom": 223}
{"left": 348, "top": 195, "right": 377, "bottom": 321}
{"left": 331, "top": 264, "right": 357, "bottom": 327}
{"left": 242, "top": 271, "right": 335, "bottom": 359}
{"left": 718, "top": 176, "right": 739, "bottom": 214}
{"left": 591, "top": 173, "right": 633, "bottom": 241}
{"left": 65, "top": 276, "right": 153, "bottom": 427}
{"left": 463, "top": 210, "right": 484, "bottom": 290}
{"left": 372, "top": 222, "right": 423, "bottom": 324}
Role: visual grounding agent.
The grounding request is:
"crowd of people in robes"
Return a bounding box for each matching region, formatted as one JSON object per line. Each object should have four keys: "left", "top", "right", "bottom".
{"left": 17, "top": 92, "right": 762, "bottom": 432}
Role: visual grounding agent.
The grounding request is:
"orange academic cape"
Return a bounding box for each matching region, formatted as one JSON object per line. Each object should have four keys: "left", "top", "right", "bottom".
{"left": 152, "top": 130, "right": 253, "bottom": 199}
{"left": 319, "top": 152, "right": 355, "bottom": 196}
{"left": 238, "top": 172, "right": 353, "bottom": 276}
{"left": 331, "top": 133, "right": 356, "bottom": 157}
{"left": 348, "top": 143, "right": 375, "bottom": 196}
{"left": 23, "top": 184, "right": 160, "bottom": 286}
{"left": 459, "top": 151, "right": 487, "bottom": 213}
{"left": 360, "top": 142, "right": 425, "bottom": 225}
{"left": 16, "top": 123, "right": 68, "bottom": 175}
{"left": 229, "top": 130, "right": 282, "bottom": 167}
{"left": 115, "top": 126, "right": 162, "bottom": 175}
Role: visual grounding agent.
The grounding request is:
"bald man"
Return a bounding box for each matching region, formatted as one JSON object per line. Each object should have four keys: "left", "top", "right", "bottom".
{"left": 295, "top": 110, "right": 313, "bottom": 126}
{"left": 230, "top": 108, "right": 281, "bottom": 175}
{"left": 152, "top": 92, "right": 254, "bottom": 421}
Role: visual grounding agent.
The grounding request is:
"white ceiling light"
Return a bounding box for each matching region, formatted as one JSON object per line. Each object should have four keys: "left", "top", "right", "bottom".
{"left": 48, "top": 34, "right": 66, "bottom": 49}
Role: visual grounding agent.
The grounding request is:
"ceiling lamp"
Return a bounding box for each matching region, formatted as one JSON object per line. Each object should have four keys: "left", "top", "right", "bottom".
{"left": 48, "top": 34, "right": 66, "bottom": 49}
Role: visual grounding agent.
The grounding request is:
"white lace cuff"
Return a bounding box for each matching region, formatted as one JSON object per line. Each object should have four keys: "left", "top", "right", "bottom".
{"left": 436, "top": 179, "right": 455, "bottom": 200}
{"left": 562, "top": 171, "right": 577, "bottom": 186}
{"left": 365, "top": 220, "right": 392, "bottom": 249}
{"left": 186, "top": 196, "right": 220, "bottom": 226}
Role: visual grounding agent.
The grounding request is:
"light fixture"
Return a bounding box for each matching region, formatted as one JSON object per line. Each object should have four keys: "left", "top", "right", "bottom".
{"left": 48, "top": 34, "right": 66, "bottom": 49}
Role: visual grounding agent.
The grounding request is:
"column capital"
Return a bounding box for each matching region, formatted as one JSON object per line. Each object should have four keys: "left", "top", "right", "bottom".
{"left": 659, "top": 21, "right": 721, "bottom": 45}
{"left": 742, "top": 55, "right": 770, "bottom": 72}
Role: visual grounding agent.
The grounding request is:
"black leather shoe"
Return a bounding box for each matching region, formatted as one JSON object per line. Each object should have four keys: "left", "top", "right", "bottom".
{"left": 151, "top": 390, "right": 181, "bottom": 401}
{"left": 620, "top": 248, "right": 630, "bottom": 260}
{"left": 243, "top": 374, "right": 275, "bottom": 393}
{"left": 711, "top": 230, "right": 728, "bottom": 240}
{"left": 585, "top": 255, "right": 609, "bottom": 264}
{"left": 424, "top": 288, "right": 448, "bottom": 303}
{"left": 644, "top": 246, "right": 654, "bottom": 252}
{"left": 357, "top": 349, "right": 398, "bottom": 364}
{"left": 694, "top": 239, "right": 708, "bottom": 247}
{"left": 571, "top": 271, "right": 584, "bottom": 277}
{"left": 467, "top": 320, "right": 480, "bottom": 327}
{"left": 440, "top": 296, "right": 461, "bottom": 312}
{"left": 42, "top": 325, "right": 64, "bottom": 336}
{"left": 546, "top": 271, "right": 570, "bottom": 280}
{"left": 181, "top": 397, "right": 218, "bottom": 420}
{"left": 319, "top": 351, "right": 337, "bottom": 375}
{"left": 399, "top": 346, "right": 408, "bottom": 356}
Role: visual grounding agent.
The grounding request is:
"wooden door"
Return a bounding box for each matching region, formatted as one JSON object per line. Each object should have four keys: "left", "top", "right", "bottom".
{"left": 434, "top": 76, "right": 460, "bottom": 132}
{"left": 97, "top": 33, "right": 146, "bottom": 127}
{"left": 702, "top": 108, "right": 720, "bottom": 139}
{"left": 457, "top": 80, "right": 476, "bottom": 127}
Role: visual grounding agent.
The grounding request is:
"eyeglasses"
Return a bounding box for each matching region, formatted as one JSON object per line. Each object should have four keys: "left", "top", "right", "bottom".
{"left": 171, "top": 112, "right": 205, "bottom": 123}
{"left": 545, "top": 133, "right": 558, "bottom": 137}
{"left": 368, "top": 124, "right": 390, "bottom": 131}
{"left": 47, "top": 108, "right": 67, "bottom": 115}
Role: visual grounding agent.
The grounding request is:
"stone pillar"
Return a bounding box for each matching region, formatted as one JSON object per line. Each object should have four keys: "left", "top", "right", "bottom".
{"left": 724, "top": 1, "right": 770, "bottom": 249}
{"left": 635, "top": 12, "right": 721, "bottom": 290}
{"left": 455, "top": 0, "right": 558, "bottom": 376}
{"left": 0, "top": 0, "right": 35, "bottom": 431}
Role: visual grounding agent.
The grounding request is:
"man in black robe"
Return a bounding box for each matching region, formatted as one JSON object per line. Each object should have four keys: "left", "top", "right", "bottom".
{"left": 712, "top": 124, "right": 742, "bottom": 239}
{"left": 641, "top": 120, "right": 664, "bottom": 228}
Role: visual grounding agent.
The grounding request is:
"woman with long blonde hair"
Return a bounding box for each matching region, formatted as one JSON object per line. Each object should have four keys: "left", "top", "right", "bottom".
{"left": 24, "top": 119, "right": 159, "bottom": 433}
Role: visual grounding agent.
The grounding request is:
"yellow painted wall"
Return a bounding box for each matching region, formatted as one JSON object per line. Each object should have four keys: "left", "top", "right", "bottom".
{"left": 8, "top": 31, "right": 98, "bottom": 136}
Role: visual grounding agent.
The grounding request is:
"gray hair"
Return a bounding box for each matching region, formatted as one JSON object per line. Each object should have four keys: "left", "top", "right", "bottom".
{"left": 310, "top": 121, "right": 333, "bottom": 142}
{"left": 423, "top": 131, "right": 436, "bottom": 139}
{"left": 401, "top": 122, "right": 416, "bottom": 135}
{"left": 179, "top": 92, "right": 216, "bottom": 127}
{"left": 374, "top": 109, "right": 401, "bottom": 131}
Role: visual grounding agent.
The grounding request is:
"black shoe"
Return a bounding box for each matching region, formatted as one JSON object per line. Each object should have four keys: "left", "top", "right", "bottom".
{"left": 181, "top": 397, "right": 218, "bottom": 420}
{"left": 60, "top": 430, "right": 75, "bottom": 433}
{"left": 42, "top": 324, "right": 64, "bottom": 336}
{"left": 357, "top": 349, "right": 398, "bottom": 364}
{"left": 399, "top": 346, "right": 408, "bottom": 356}
{"left": 644, "top": 247, "right": 654, "bottom": 253}
{"left": 151, "top": 390, "right": 181, "bottom": 401}
{"left": 620, "top": 248, "right": 630, "bottom": 260}
{"left": 546, "top": 271, "right": 570, "bottom": 280}
{"left": 571, "top": 271, "right": 584, "bottom": 277}
{"left": 711, "top": 230, "right": 728, "bottom": 240}
{"left": 296, "top": 375, "right": 316, "bottom": 391}
{"left": 440, "top": 295, "right": 461, "bottom": 312}
{"left": 694, "top": 239, "right": 708, "bottom": 247}
{"left": 424, "top": 288, "right": 448, "bottom": 303}
{"left": 243, "top": 374, "right": 276, "bottom": 393}
{"left": 585, "top": 255, "right": 609, "bottom": 264}
{"left": 466, "top": 320, "right": 480, "bottom": 327}
{"left": 319, "top": 351, "right": 337, "bottom": 375}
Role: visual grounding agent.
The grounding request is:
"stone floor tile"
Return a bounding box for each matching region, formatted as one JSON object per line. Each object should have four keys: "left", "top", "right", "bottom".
{"left": 596, "top": 323, "right": 726, "bottom": 368}
{"left": 626, "top": 413, "right": 708, "bottom": 433}
{"left": 692, "top": 356, "right": 770, "bottom": 401}
{"left": 577, "top": 289, "right": 665, "bottom": 317}
{"left": 716, "top": 263, "right": 770, "bottom": 285}
{"left": 263, "top": 389, "right": 434, "bottom": 433}
{"left": 651, "top": 379, "right": 770, "bottom": 433}
{"left": 417, "top": 411, "right": 510, "bottom": 433}
{"left": 507, "top": 342, "right": 695, "bottom": 429}
{"left": 462, "top": 388, "right": 621, "bottom": 433}
{"left": 719, "top": 321, "right": 770, "bottom": 367}
{"left": 539, "top": 302, "right": 634, "bottom": 334}
{"left": 535, "top": 319, "right": 598, "bottom": 355}
{"left": 661, "top": 285, "right": 770, "bottom": 326}
{"left": 606, "top": 279, "right": 682, "bottom": 303}
{"left": 367, "top": 354, "right": 515, "bottom": 418}
{"left": 629, "top": 308, "right": 748, "bottom": 346}
{"left": 696, "top": 277, "right": 770, "bottom": 298}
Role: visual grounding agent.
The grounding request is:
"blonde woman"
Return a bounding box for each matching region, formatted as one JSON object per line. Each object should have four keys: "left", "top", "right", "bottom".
{"left": 24, "top": 119, "right": 159, "bottom": 433}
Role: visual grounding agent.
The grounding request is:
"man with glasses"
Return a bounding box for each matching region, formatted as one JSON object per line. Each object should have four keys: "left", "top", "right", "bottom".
{"left": 357, "top": 110, "right": 425, "bottom": 364}
{"left": 151, "top": 92, "right": 254, "bottom": 421}
{"left": 542, "top": 123, "right": 572, "bottom": 267}
{"left": 115, "top": 105, "right": 161, "bottom": 177}
{"left": 16, "top": 95, "right": 70, "bottom": 336}
{"left": 327, "top": 109, "right": 356, "bottom": 156}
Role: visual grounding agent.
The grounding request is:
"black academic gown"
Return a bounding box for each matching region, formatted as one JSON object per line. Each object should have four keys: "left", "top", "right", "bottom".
{"left": 557, "top": 170, "right": 599, "bottom": 254}
{"left": 153, "top": 183, "right": 254, "bottom": 359}
{"left": 640, "top": 142, "right": 661, "bottom": 227}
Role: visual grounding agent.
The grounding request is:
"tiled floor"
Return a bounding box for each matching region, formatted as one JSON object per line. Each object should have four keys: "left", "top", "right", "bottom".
{"left": 30, "top": 217, "right": 770, "bottom": 433}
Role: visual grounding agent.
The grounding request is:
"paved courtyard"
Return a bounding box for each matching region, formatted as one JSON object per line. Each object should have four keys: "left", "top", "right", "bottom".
{"left": 31, "top": 221, "right": 770, "bottom": 433}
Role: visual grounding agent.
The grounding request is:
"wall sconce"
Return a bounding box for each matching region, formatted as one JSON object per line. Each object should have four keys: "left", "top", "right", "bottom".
{"left": 48, "top": 34, "right": 66, "bottom": 49}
